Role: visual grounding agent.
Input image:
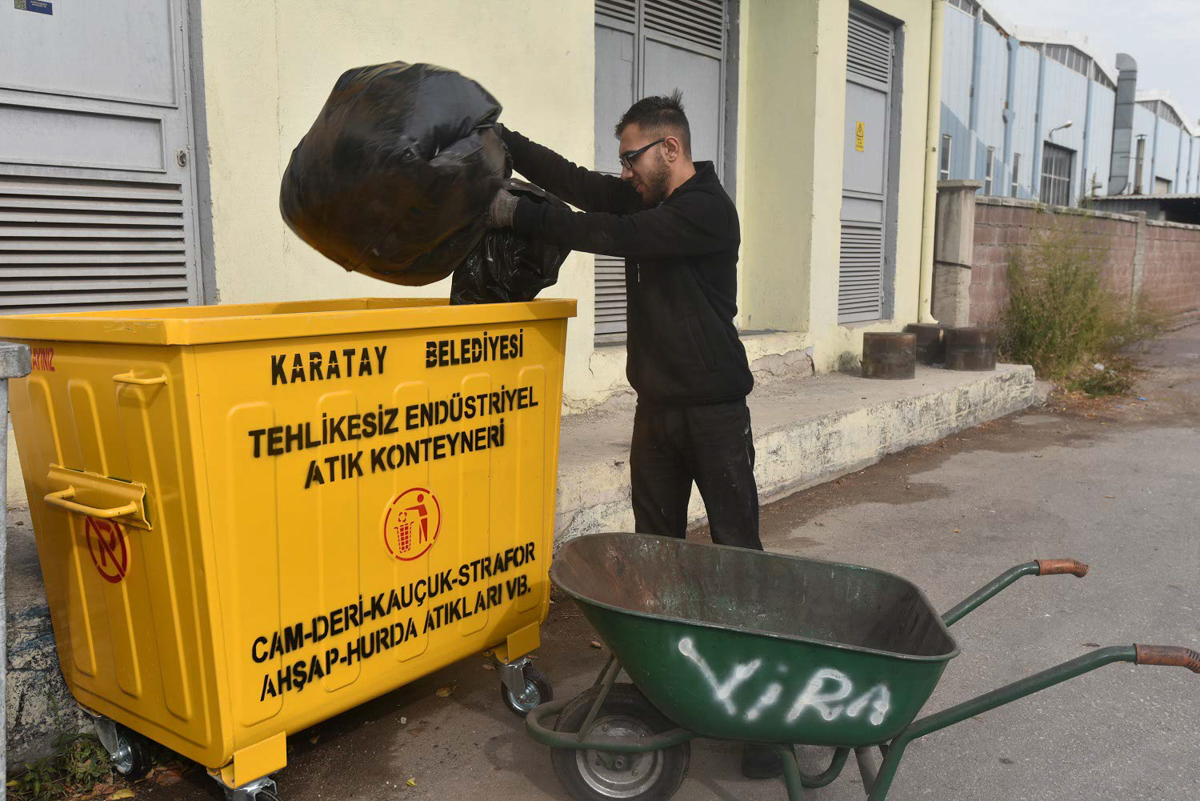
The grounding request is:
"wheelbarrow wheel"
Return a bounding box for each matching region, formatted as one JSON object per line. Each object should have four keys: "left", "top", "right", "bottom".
{"left": 551, "top": 684, "right": 690, "bottom": 801}
{"left": 501, "top": 662, "right": 553, "bottom": 717}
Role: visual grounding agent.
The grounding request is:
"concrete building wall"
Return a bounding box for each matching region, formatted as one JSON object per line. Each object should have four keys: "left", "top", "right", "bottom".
{"left": 1009, "top": 45, "right": 1041, "bottom": 198}
{"left": 1153, "top": 109, "right": 1182, "bottom": 190}
{"left": 1084, "top": 82, "right": 1116, "bottom": 199}
{"left": 1131, "top": 104, "right": 1158, "bottom": 194}
{"left": 940, "top": 5, "right": 974, "bottom": 178}
{"left": 974, "top": 19, "right": 1009, "bottom": 183}
{"left": 1038, "top": 56, "right": 1090, "bottom": 198}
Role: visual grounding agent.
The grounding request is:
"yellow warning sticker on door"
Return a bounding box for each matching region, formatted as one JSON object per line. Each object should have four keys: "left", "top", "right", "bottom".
{"left": 855, "top": 122, "right": 865, "bottom": 152}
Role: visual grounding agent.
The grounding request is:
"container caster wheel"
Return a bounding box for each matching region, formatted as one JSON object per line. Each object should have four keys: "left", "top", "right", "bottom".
{"left": 91, "top": 717, "right": 152, "bottom": 779}
{"left": 221, "top": 776, "right": 280, "bottom": 801}
{"left": 499, "top": 658, "right": 553, "bottom": 717}
{"left": 551, "top": 684, "right": 690, "bottom": 801}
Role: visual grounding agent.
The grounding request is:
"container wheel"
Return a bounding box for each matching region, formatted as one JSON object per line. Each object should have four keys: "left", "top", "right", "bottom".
{"left": 222, "top": 778, "right": 280, "bottom": 801}
{"left": 551, "top": 684, "right": 690, "bottom": 801}
{"left": 109, "top": 723, "right": 152, "bottom": 779}
{"left": 500, "top": 662, "right": 553, "bottom": 717}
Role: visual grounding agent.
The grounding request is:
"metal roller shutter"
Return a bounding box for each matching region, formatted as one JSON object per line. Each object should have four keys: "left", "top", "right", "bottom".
{"left": 0, "top": 175, "right": 192, "bottom": 313}
{"left": 838, "top": 9, "right": 895, "bottom": 324}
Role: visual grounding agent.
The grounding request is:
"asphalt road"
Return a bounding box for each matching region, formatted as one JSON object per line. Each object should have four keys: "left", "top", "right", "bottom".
{"left": 135, "top": 328, "right": 1200, "bottom": 801}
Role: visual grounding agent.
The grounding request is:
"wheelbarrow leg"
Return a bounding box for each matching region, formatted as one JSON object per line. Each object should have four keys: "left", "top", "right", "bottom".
{"left": 798, "top": 747, "right": 851, "bottom": 788}
{"left": 773, "top": 744, "right": 806, "bottom": 801}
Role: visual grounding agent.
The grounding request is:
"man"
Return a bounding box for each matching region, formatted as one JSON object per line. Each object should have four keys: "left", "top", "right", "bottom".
{"left": 487, "top": 92, "right": 779, "bottom": 779}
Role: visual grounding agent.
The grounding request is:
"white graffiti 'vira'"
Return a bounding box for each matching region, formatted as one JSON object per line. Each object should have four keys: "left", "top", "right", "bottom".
{"left": 677, "top": 637, "right": 762, "bottom": 714}
{"left": 677, "top": 638, "right": 891, "bottom": 727}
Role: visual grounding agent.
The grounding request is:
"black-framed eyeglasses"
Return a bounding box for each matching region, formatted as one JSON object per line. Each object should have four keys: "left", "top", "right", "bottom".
{"left": 619, "top": 138, "right": 666, "bottom": 170}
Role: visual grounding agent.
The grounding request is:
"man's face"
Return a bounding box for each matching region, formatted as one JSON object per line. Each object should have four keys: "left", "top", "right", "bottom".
{"left": 619, "top": 123, "right": 671, "bottom": 205}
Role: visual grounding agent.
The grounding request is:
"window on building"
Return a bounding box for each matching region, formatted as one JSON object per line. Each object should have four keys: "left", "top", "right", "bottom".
{"left": 940, "top": 134, "right": 952, "bottom": 180}
{"left": 946, "top": 0, "right": 980, "bottom": 16}
{"left": 1040, "top": 142, "right": 1074, "bottom": 206}
{"left": 1155, "top": 177, "right": 1172, "bottom": 195}
{"left": 1092, "top": 63, "right": 1116, "bottom": 92}
{"left": 1011, "top": 153, "right": 1022, "bottom": 197}
{"left": 984, "top": 147, "right": 996, "bottom": 194}
{"left": 1042, "top": 43, "right": 1091, "bottom": 78}
{"left": 593, "top": 0, "right": 734, "bottom": 338}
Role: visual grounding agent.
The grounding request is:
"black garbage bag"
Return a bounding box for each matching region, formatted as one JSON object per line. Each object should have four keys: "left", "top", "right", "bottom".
{"left": 450, "top": 179, "right": 571, "bottom": 305}
{"left": 279, "top": 61, "right": 508, "bottom": 285}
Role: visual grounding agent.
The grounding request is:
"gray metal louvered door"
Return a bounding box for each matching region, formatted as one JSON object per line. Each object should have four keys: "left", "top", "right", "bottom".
{"left": 594, "top": 0, "right": 731, "bottom": 338}
{"left": 0, "top": 0, "right": 203, "bottom": 315}
{"left": 838, "top": 9, "right": 895, "bottom": 324}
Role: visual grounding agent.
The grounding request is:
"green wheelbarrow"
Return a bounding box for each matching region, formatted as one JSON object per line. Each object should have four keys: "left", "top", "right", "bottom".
{"left": 526, "top": 533, "right": 1198, "bottom": 801}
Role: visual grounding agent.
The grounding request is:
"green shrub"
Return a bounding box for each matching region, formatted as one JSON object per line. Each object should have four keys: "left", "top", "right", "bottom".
{"left": 998, "top": 225, "right": 1166, "bottom": 391}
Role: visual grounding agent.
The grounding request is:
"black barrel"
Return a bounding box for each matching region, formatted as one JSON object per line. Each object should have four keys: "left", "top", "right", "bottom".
{"left": 905, "top": 323, "right": 945, "bottom": 365}
{"left": 862, "top": 332, "right": 916, "bottom": 380}
{"left": 944, "top": 327, "right": 997, "bottom": 371}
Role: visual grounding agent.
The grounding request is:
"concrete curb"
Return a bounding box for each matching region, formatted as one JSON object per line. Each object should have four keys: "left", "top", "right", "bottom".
{"left": 555, "top": 365, "right": 1035, "bottom": 543}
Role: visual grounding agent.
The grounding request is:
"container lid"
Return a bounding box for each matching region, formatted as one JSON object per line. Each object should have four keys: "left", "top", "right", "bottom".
{"left": 0, "top": 297, "right": 577, "bottom": 346}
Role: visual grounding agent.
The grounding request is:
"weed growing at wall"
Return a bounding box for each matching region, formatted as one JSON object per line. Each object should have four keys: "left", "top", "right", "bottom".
{"left": 999, "top": 225, "right": 1167, "bottom": 393}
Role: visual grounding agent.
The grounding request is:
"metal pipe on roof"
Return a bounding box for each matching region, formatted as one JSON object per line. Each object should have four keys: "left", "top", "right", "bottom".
{"left": 1107, "top": 53, "right": 1138, "bottom": 195}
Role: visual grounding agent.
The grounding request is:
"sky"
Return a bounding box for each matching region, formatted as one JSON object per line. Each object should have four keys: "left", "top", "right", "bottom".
{"left": 984, "top": 0, "right": 1200, "bottom": 124}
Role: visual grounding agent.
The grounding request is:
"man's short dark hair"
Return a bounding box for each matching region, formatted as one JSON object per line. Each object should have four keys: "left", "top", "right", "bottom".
{"left": 615, "top": 90, "right": 692, "bottom": 158}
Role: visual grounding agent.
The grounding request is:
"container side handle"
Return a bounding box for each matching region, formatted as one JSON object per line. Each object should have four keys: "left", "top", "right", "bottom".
{"left": 113, "top": 372, "right": 167, "bottom": 386}
{"left": 44, "top": 486, "right": 139, "bottom": 519}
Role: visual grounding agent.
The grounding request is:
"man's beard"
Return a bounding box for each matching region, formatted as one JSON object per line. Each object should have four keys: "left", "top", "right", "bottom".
{"left": 642, "top": 155, "right": 671, "bottom": 205}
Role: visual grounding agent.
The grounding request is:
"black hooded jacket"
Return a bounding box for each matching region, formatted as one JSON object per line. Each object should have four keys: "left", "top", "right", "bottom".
{"left": 504, "top": 129, "right": 753, "bottom": 405}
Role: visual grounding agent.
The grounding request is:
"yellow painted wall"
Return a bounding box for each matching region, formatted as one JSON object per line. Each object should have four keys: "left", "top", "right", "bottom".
{"left": 740, "top": 0, "right": 937, "bottom": 370}
{"left": 740, "top": 0, "right": 820, "bottom": 334}
{"left": 197, "top": 0, "right": 597, "bottom": 396}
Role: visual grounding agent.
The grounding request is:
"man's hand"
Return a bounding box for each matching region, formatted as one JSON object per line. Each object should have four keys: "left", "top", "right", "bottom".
{"left": 485, "top": 189, "right": 519, "bottom": 228}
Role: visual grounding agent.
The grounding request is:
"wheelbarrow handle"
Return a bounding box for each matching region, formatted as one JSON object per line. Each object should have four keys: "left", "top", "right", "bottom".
{"left": 942, "top": 558, "right": 1089, "bottom": 626}
{"left": 1036, "top": 558, "right": 1089, "bottom": 577}
{"left": 1135, "top": 644, "right": 1200, "bottom": 673}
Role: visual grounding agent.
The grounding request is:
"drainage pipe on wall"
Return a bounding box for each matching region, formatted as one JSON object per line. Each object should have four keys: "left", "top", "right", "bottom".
{"left": 917, "top": 0, "right": 945, "bottom": 324}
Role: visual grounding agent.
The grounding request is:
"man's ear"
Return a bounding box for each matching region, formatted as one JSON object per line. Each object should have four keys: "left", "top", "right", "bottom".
{"left": 663, "top": 135, "right": 683, "bottom": 162}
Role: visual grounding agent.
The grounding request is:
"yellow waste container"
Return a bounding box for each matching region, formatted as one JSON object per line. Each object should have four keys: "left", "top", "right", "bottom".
{"left": 0, "top": 297, "right": 575, "bottom": 797}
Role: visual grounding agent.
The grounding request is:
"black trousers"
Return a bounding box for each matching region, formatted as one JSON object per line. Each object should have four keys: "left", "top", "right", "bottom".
{"left": 630, "top": 398, "right": 762, "bottom": 550}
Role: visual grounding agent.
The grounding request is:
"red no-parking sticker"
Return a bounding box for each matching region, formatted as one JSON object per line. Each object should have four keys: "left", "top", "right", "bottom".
{"left": 85, "top": 517, "right": 130, "bottom": 583}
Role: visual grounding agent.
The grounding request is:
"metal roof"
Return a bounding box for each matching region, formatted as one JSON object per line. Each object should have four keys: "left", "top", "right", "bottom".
{"left": 1093, "top": 194, "right": 1200, "bottom": 201}
{"left": 1135, "top": 91, "right": 1200, "bottom": 138}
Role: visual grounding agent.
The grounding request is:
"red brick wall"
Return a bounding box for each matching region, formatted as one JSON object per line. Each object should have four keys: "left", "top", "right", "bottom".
{"left": 969, "top": 198, "right": 1141, "bottom": 326}
{"left": 1141, "top": 222, "right": 1200, "bottom": 323}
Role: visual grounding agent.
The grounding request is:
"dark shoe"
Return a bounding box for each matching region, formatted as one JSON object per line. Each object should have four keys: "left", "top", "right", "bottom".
{"left": 741, "top": 743, "right": 783, "bottom": 779}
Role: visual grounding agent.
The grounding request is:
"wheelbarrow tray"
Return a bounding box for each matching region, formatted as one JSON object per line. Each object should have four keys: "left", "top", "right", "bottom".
{"left": 550, "top": 533, "right": 959, "bottom": 746}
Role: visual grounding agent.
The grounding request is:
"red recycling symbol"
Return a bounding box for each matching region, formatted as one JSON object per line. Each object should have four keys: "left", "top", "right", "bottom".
{"left": 85, "top": 517, "right": 130, "bottom": 583}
